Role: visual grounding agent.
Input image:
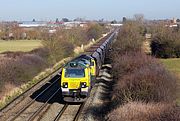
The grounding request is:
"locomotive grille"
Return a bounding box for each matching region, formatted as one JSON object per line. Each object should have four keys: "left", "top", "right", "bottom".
{"left": 69, "top": 82, "right": 79, "bottom": 89}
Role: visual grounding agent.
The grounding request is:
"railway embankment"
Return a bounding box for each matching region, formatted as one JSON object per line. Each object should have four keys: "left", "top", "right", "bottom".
{"left": 78, "top": 56, "right": 114, "bottom": 121}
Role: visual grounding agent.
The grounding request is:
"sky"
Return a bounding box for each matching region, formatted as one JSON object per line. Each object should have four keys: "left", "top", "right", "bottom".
{"left": 0, "top": 0, "right": 179, "bottom": 21}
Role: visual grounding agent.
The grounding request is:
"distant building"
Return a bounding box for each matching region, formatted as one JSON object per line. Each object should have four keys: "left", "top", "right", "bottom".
{"left": 18, "top": 20, "right": 88, "bottom": 29}
{"left": 109, "top": 23, "right": 123, "bottom": 27}
{"left": 63, "top": 21, "right": 87, "bottom": 29}
{"left": 165, "top": 18, "right": 178, "bottom": 28}
{"left": 173, "top": 18, "right": 177, "bottom": 24}
{"left": 18, "top": 21, "right": 47, "bottom": 28}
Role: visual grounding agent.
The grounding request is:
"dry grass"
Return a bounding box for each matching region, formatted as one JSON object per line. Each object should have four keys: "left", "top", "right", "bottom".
{"left": 107, "top": 102, "right": 180, "bottom": 121}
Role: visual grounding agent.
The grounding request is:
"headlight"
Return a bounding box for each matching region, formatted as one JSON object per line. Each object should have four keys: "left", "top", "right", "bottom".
{"left": 81, "top": 82, "right": 87, "bottom": 88}
{"left": 62, "top": 82, "right": 68, "bottom": 88}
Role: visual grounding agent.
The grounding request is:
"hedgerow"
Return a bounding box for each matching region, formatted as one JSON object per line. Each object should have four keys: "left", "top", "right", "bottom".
{"left": 107, "top": 20, "right": 179, "bottom": 121}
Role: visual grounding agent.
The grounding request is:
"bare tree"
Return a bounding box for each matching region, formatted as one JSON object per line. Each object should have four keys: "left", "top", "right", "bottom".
{"left": 134, "top": 14, "right": 144, "bottom": 23}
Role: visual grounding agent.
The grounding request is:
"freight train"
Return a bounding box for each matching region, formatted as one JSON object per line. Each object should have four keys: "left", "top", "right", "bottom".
{"left": 60, "top": 31, "right": 116, "bottom": 102}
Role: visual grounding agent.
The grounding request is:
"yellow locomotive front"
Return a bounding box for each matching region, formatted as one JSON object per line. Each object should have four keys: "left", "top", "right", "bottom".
{"left": 61, "top": 62, "right": 91, "bottom": 102}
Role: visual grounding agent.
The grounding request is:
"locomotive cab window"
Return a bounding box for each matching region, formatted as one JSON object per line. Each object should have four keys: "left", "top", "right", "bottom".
{"left": 90, "top": 61, "right": 94, "bottom": 66}
{"left": 65, "top": 68, "right": 85, "bottom": 78}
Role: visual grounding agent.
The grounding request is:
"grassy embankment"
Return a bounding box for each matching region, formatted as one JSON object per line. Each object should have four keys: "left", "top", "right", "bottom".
{"left": 0, "top": 40, "right": 42, "bottom": 53}
{"left": 161, "top": 58, "right": 180, "bottom": 105}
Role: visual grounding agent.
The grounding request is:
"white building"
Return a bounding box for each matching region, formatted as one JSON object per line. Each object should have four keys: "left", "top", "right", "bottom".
{"left": 19, "top": 21, "right": 47, "bottom": 28}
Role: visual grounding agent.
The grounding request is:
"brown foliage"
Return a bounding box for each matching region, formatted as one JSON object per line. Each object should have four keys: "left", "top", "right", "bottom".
{"left": 108, "top": 102, "right": 180, "bottom": 121}
{"left": 0, "top": 52, "right": 48, "bottom": 89}
{"left": 108, "top": 20, "right": 179, "bottom": 121}
{"left": 111, "top": 51, "right": 157, "bottom": 80}
{"left": 112, "top": 21, "right": 145, "bottom": 53}
{"left": 111, "top": 52, "right": 177, "bottom": 105}
{"left": 151, "top": 25, "right": 180, "bottom": 58}
{"left": 42, "top": 34, "right": 74, "bottom": 64}
{"left": 86, "top": 23, "right": 106, "bottom": 40}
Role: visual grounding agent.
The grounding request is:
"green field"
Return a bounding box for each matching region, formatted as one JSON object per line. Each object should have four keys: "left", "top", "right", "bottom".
{"left": 0, "top": 40, "right": 42, "bottom": 53}
{"left": 160, "top": 58, "right": 180, "bottom": 105}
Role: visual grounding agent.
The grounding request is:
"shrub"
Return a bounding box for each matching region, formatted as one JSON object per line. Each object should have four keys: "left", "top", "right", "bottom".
{"left": 112, "top": 21, "right": 145, "bottom": 53}
{"left": 42, "top": 36, "right": 74, "bottom": 64}
{"left": 0, "top": 53, "right": 48, "bottom": 87}
{"left": 112, "top": 63, "right": 176, "bottom": 104}
{"left": 86, "top": 23, "right": 105, "bottom": 40}
{"left": 66, "top": 28, "right": 89, "bottom": 46}
{"left": 111, "top": 51, "right": 157, "bottom": 80}
{"left": 107, "top": 102, "right": 180, "bottom": 121}
{"left": 111, "top": 52, "right": 177, "bottom": 105}
{"left": 108, "top": 20, "right": 179, "bottom": 121}
{"left": 151, "top": 25, "right": 180, "bottom": 58}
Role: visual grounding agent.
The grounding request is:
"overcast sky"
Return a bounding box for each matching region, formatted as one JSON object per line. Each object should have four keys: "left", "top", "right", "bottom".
{"left": 0, "top": 0, "right": 179, "bottom": 21}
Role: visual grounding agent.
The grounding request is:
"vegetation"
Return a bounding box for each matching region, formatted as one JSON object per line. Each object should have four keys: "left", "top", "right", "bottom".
{"left": 0, "top": 40, "right": 42, "bottom": 53}
{"left": 111, "top": 52, "right": 176, "bottom": 105}
{"left": 160, "top": 58, "right": 180, "bottom": 105}
{"left": 0, "top": 49, "right": 48, "bottom": 96}
{"left": 108, "top": 102, "right": 180, "bottom": 121}
{"left": 150, "top": 25, "right": 180, "bottom": 58}
{"left": 0, "top": 25, "right": 46, "bottom": 40}
{"left": 112, "top": 21, "right": 145, "bottom": 53}
{"left": 106, "top": 20, "right": 179, "bottom": 121}
{"left": 86, "top": 23, "right": 107, "bottom": 40}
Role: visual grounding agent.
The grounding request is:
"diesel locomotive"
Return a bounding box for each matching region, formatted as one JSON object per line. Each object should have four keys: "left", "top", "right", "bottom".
{"left": 60, "top": 31, "right": 116, "bottom": 102}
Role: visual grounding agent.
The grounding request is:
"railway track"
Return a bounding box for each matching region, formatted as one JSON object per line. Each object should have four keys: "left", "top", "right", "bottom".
{"left": 0, "top": 31, "right": 116, "bottom": 121}
{"left": 54, "top": 103, "right": 85, "bottom": 121}
{"left": 7, "top": 77, "right": 61, "bottom": 121}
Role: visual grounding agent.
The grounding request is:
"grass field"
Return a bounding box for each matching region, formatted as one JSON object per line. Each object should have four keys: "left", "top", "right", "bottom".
{"left": 160, "top": 58, "right": 180, "bottom": 105}
{"left": 0, "top": 40, "right": 42, "bottom": 53}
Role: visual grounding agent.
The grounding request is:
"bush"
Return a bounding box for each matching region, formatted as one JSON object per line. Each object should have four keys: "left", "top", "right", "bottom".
{"left": 107, "top": 102, "right": 180, "bottom": 121}
{"left": 108, "top": 20, "right": 179, "bottom": 121}
{"left": 151, "top": 25, "right": 180, "bottom": 58}
{"left": 113, "top": 63, "right": 176, "bottom": 104}
{"left": 42, "top": 35, "right": 74, "bottom": 64}
{"left": 112, "top": 21, "right": 145, "bottom": 53}
{"left": 111, "top": 52, "right": 176, "bottom": 105}
{"left": 111, "top": 52, "right": 157, "bottom": 80}
{"left": 0, "top": 52, "right": 48, "bottom": 87}
{"left": 66, "top": 28, "right": 89, "bottom": 46}
{"left": 86, "top": 23, "right": 105, "bottom": 40}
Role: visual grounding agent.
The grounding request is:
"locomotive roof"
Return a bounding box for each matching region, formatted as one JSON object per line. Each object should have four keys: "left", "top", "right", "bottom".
{"left": 64, "top": 61, "right": 88, "bottom": 69}
{"left": 74, "top": 54, "right": 93, "bottom": 61}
